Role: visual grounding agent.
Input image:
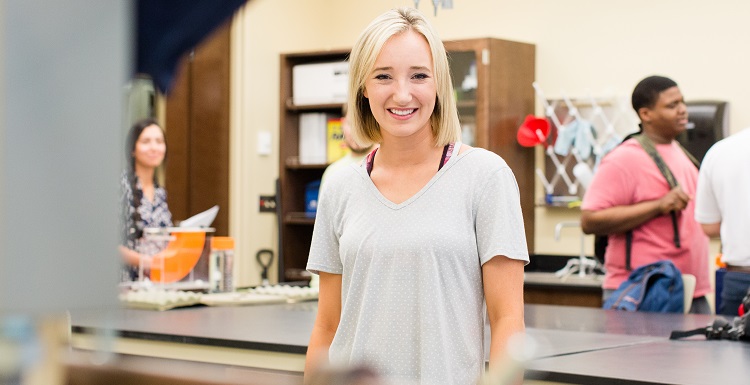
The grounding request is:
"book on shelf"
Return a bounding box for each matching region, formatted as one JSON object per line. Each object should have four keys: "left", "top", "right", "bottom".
{"left": 326, "top": 117, "right": 348, "bottom": 163}
{"left": 298, "top": 112, "right": 327, "bottom": 164}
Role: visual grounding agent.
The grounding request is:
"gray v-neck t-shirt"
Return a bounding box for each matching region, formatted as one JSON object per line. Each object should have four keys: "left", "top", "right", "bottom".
{"left": 307, "top": 146, "right": 529, "bottom": 385}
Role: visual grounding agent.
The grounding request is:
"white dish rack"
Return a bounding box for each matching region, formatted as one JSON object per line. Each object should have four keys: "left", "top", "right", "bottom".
{"left": 120, "top": 284, "right": 319, "bottom": 311}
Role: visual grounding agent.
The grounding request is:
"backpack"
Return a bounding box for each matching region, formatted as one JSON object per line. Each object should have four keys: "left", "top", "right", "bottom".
{"left": 592, "top": 133, "right": 700, "bottom": 270}
{"left": 602, "top": 260, "right": 685, "bottom": 313}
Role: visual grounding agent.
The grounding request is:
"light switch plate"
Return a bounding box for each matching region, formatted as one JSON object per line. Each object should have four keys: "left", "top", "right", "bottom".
{"left": 257, "top": 131, "right": 272, "bottom": 155}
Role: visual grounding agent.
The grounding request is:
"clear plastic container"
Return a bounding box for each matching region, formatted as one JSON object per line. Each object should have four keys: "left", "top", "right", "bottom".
{"left": 209, "top": 236, "right": 235, "bottom": 293}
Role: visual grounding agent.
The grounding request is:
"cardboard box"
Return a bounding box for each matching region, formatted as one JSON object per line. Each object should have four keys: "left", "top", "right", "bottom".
{"left": 292, "top": 62, "right": 348, "bottom": 105}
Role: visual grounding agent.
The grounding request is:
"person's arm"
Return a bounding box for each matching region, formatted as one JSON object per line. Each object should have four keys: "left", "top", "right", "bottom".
{"left": 580, "top": 186, "right": 690, "bottom": 235}
{"left": 483, "top": 256, "right": 525, "bottom": 375}
{"left": 118, "top": 245, "right": 152, "bottom": 269}
{"left": 700, "top": 222, "right": 721, "bottom": 238}
{"left": 304, "top": 271, "right": 342, "bottom": 385}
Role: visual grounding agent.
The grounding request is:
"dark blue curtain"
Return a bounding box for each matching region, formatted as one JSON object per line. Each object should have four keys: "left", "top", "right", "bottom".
{"left": 137, "top": 0, "right": 249, "bottom": 93}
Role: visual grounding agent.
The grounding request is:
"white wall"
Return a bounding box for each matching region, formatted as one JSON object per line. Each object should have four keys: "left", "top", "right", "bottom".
{"left": 232, "top": 0, "right": 743, "bottom": 285}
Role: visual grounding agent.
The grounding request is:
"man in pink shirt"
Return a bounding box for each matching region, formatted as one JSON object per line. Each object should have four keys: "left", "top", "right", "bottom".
{"left": 581, "top": 75, "right": 711, "bottom": 314}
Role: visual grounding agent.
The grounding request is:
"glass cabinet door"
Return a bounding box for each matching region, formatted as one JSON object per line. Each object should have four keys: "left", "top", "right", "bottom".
{"left": 448, "top": 50, "right": 477, "bottom": 146}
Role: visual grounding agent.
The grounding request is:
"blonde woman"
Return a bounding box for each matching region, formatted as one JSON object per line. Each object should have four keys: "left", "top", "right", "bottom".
{"left": 306, "top": 8, "right": 528, "bottom": 385}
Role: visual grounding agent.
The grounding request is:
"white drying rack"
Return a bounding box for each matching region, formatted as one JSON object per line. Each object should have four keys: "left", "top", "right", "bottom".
{"left": 553, "top": 221, "right": 603, "bottom": 278}
{"left": 532, "top": 82, "right": 638, "bottom": 201}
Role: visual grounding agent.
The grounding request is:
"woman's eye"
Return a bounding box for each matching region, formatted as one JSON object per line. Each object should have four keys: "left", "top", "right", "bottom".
{"left": 374, "top": 74, "right": 391, "bottom": 80}
{"left": 413, "top": 73, "right": 429, "bottom": 80}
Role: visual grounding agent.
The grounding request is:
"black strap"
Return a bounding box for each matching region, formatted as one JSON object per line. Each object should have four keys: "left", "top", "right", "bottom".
{"left": 621, "top": 135, "right": 699, "bottom": 269}
{"left": 677, "top": 141, "right": 700, "bottom": 169}
{"left": 367, "top": 144, "right": 452, "bottom": 176}
{"left": 625, "top": 232, "right": 633, "bottom": 271}
{"left": 670, "top": 327, "right": 708, "bottom": 340}
{"left": 438, "top": 143, "right": 450, "bottom": 171}
{"left": 635, "top": 135, "right": 686, "bottom": 249}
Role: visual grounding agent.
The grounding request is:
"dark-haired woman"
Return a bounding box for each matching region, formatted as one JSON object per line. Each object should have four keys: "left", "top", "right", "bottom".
{"left": 119, "top": 118, "right": 172, "bottom": 282}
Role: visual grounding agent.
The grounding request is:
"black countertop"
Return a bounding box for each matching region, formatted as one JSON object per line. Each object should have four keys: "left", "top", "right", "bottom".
{"left": 70, "top": 303, "right": 749, "bottom": 385}
{"left": 72, "top": 302, "right": 318, "bottom": 354}
{"left": 72, "top": 303, "right": 716, "bottom": 353}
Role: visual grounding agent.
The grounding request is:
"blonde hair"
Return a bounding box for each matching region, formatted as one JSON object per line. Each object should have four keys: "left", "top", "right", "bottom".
{"left": 347, "top": 7, "right": 461, "bottom": 148}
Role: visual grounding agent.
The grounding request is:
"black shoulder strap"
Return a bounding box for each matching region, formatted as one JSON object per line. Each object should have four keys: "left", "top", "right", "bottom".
{"left": 676, "top": 141, "right": 700, "bottom": 169}
{"left": 635, "top": 135, "right": 680, "bottom": 188}
{"left": 621, "top": 134, "right": 699, "bottom": 269}
{"left": 633, "top": 134, "right": 691, "bottom": 250}
{"left": 625, "top": 232, "right": 633, "bottom": 271}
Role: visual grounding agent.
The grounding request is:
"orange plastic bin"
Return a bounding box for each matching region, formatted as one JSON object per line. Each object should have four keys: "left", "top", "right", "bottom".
{"left": 149, "top": 229, "right": 209, "bottom": 283}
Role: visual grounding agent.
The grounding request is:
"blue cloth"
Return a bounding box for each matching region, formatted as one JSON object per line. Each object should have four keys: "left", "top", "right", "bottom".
{"left": 603, "top": 260, "right": 685, "bottom": 313}
{"left": 719, "top": 271, "right": 750, "bottom": 316}
{"left": 137, "top": 0, "right": 249, "bottom": 93}
{"left": 553, "top": 119, "right": 595, "bottom": 160}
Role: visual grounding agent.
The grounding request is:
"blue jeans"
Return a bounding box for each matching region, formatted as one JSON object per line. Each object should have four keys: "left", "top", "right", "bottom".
{"left": 719, "top": 271, "right": 750, "bottom": 316}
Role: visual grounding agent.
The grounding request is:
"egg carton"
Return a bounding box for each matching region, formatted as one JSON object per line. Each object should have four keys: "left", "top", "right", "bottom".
{"left": 119, "top": 288, "right": 203, "bottom": 311}
{"left": 251, "top": 284, "right": 319, "bottom": 302}
{"left": 200, "top": 291, "right": 288, "bottom": 307}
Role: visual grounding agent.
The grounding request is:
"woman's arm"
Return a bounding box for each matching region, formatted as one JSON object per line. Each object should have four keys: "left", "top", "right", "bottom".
{"left": 483, "top": 256, "right": 525, "bottom": 378}
{"left": 118, "top": 245, "right": 152, "bottom": 269}
{"left": 304, "top": 271, "right": 342, "bottom": 385}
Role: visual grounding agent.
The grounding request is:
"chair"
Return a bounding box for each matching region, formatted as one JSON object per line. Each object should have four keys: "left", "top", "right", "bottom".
{"left": 682, "top": 273, "right": 697, "bottom": 314}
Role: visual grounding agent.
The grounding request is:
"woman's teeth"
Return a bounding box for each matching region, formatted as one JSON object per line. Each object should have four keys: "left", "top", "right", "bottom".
{"left": 390, "top": 109, "right": 414, "bottom": 116}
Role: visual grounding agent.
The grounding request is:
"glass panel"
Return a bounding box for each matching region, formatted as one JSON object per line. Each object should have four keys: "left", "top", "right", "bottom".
{"left": 448, "top": 50, "right": 477, "bottom": 146}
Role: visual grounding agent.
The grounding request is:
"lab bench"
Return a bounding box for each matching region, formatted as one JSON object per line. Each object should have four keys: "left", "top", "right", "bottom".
{"left": 524, "top": 254, "right": 604, "bottom": 308}
{"left": 69, "top": 302, "right": 749, "bottom": 385}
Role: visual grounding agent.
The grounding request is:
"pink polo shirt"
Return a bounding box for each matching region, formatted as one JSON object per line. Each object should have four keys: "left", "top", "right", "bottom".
{"left": 582, "top": 139, "right": 710, "bottom": 297}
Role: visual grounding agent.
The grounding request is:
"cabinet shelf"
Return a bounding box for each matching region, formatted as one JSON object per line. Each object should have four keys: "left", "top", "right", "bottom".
{"left": 285, "top": 157, "right": 328, "bottom": 170}
{"left": 456, "top": 100, "right": 477, "bottom": 109}
{"left": 285, "top": 100, "right": 343, "bottom": 111}
{"left": 284, "top": 212, "right": 316, "bottom": 225}
{"left": 278, "top": 49, "right": 350, "bottom": 282}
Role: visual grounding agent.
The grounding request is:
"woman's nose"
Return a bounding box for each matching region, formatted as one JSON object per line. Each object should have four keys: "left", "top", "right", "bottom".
{"left": 392, "top": 80, "right": 412, "bottom": 104}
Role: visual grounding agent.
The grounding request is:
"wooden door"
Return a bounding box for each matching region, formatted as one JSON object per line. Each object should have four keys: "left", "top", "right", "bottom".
{"left": 164, "top": 22, "right": 231, "bottom": 236}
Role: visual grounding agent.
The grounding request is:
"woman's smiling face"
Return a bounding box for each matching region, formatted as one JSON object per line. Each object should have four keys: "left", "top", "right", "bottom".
{"left": 133, "top": 124, "right": 166, "bottom": 171}
{"left": 363, "top": 29, "right": 436, "bottom": 143}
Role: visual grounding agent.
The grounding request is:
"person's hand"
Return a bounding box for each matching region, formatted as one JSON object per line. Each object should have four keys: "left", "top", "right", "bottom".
{"left": 658, "top": 186, "right": 690, "bottom": 214}
{"left": 138, "top": 253, "right": 154, "bottom": 269}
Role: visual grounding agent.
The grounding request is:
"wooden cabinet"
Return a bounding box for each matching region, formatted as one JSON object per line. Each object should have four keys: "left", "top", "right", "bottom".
{"left": 443, "top": 38, "right": 536, "bottom": 252}
{"left": 278, "top": 49, "right": 349, "bottom": 282}
{"left": 277, "top": 38, "right": 535, "bottom": 282}
{"left": 165, "top": 22, "right": 231, "bottom": 237}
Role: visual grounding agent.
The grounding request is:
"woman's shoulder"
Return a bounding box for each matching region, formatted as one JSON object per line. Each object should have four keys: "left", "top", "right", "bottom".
{"left": 320, "top": 162, "right": 364, "bottom": 194}
{"left": 457, "top": 145, "right": 509, "bottom": 170}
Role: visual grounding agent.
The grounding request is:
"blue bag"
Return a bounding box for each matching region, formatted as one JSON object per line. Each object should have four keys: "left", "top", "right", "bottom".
{"left": 603, "top": 260, "right": 685, "bottom": 313}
